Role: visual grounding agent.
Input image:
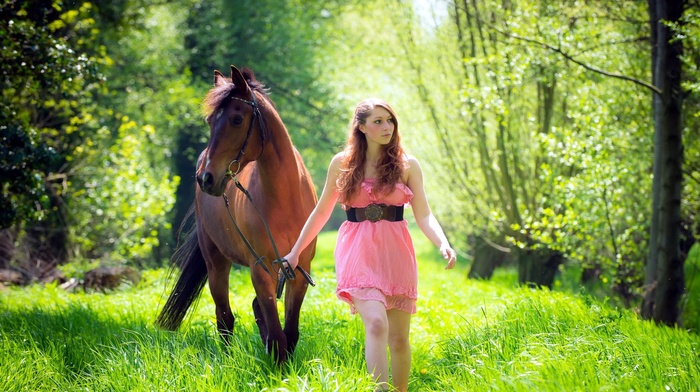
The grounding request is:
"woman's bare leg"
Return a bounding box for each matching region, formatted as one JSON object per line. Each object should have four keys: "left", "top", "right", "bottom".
{"left": 352, "top": 297, "right": 390, "bottom": 390}
{"left": 387, "top": 308, "right": 411, "bottom": 392}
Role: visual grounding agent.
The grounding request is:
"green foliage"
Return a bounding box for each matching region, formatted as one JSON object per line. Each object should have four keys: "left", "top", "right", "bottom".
{"left": 682, "top": 244, "right": 700, "bottom": 332}
{"left": 526, "top": 74, "right": 651, "bottom": 299}
{"left": 378, "top": 0, "right": 660, "bottom": 302}
{"left": 675, "top": 6, "right": 700, "bottom": 243}
{"left": 84, "top": 2, "right": 203, "bottom": 259}
{"left": 0, "top": 0, "right": 99, "bottom": 229}
{"left": 67, "top": 117, "right": 178, "bottom": 263}
{"left": 1, "top": 0, "right": 188, "bottom": 267}
{"left": 0, "top": 125, "right": 58, "bottom": 227}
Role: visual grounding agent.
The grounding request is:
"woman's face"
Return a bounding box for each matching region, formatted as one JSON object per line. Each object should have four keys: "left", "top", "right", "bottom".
{"left": 359, "top": 106, "right": 395, "bottom": 146}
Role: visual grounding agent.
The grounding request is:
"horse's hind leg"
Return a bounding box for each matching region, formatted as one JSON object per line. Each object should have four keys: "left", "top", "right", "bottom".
{"left": 283, "top": 269, "right": 310, "bottom": 354}
{"left": 200, "top": 236, "right": 235, "bottom": 341}
{"left": 251, "top": 266, "right": 287, "bottom": 362}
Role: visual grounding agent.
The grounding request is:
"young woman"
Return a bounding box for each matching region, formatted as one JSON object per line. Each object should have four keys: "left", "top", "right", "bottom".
{"left": 282, "top": 98, "right": 457, "bottom": 391}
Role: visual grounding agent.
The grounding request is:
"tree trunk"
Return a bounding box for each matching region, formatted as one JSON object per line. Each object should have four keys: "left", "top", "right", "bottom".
{"left": 468, "top": 235, "right": 511, "bottom": 279}
{"left": 0, "top": 228, "right": 17, "bottom": 269}
{"left": 517, "top": 249, "right": 563, "bottom": 289}
{"left": 641, "top": 0, "right": 685, "bottom": 326}
{"left": 171, "top": 126, "right": 205, "bottom": 247}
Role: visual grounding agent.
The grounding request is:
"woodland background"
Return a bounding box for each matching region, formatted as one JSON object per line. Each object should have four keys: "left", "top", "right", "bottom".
{"left": 1, "top": 0, "right": 699, "bottom": 328}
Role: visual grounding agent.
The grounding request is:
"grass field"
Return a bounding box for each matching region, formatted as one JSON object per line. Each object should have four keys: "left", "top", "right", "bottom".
{"left": 1, "top": 230, "right": 699, "bottom": 391}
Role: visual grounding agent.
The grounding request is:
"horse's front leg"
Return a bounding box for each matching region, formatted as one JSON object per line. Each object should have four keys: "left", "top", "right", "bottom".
{"left": 201, "top": 243, "right": 235, "bottom": 341}
{"left": 283, "top": 264, "right": 311, "bottom": 354}
{"left": 251, "top": 265, "right": 287, "bottom": 363}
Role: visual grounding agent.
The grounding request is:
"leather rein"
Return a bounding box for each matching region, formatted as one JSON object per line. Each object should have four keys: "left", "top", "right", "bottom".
{"left": 220, "top": 92, "right": 315, "bottom": 299}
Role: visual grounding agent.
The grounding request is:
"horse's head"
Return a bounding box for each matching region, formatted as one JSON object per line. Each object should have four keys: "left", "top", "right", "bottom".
{"left": 196, "top": 65, "right": 266, "bottom": 196}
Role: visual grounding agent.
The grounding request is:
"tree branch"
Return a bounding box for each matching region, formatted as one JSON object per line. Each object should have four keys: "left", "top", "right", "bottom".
{"left": 685, "top": 169, "right": 700, "bottom": 185}
{"left": 486, "top": 25, "right": 662, "bottom": 95}
{"left": 566, "top": 15, "right": 648, "bottom": 25}
{"left": 686, "top": 0, "right": 700, "bottom": 11}
{"left": 576, "top": 36, "right": 650, "bottom": 55}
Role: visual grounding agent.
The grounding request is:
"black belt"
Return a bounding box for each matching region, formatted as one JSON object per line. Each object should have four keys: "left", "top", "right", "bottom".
{"left": 346, "top": 204, "right": 404, "bottom": 223}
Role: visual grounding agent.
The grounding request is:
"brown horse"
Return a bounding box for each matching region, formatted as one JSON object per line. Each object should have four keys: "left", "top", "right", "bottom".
{"left": 156, "top": 65, "right": 317, "bottom": 362}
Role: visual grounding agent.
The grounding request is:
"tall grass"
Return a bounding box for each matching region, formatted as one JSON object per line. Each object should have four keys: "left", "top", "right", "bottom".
{"left": 1, "top": 230, "right": 699, "bottom": 391}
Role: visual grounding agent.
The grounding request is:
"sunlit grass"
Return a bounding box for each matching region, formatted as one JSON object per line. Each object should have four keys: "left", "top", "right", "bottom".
{"left": 1, "top": 230, "right": 699, "bottom": 391}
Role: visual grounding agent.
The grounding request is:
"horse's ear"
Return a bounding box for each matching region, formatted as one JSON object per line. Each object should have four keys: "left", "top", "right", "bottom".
{"left": 214, "top": 70, "right": 226, "bottom": 86}
{"left": 230, "top": 65, "right": 251, "bottom": 96}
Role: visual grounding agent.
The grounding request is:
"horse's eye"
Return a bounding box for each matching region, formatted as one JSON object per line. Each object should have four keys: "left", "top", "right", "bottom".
{"left": 231, "top": 116, "right": 244, "bottom": 126}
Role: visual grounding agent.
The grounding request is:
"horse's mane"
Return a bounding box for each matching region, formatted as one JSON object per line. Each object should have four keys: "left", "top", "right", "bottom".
{"left": 202, "top": 68, "right": 273, "bottom": 116}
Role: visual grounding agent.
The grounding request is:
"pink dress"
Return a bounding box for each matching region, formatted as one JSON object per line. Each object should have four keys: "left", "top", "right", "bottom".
{"left": 334, "top": 178, "right": 417, "bottom": 314}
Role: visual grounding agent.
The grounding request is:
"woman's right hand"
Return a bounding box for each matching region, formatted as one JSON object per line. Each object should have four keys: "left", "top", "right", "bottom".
{"left": 280, "top": 252, "right": 299, "bottom": 274}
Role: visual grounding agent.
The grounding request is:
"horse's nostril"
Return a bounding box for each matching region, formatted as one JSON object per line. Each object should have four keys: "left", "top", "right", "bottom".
{"left": 198, "top": 172, "right": 214, "bottom": 190}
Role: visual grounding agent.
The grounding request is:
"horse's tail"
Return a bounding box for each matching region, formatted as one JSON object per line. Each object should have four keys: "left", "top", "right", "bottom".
{"left": 155, "top": 210, "right": 208, "bottom": 331}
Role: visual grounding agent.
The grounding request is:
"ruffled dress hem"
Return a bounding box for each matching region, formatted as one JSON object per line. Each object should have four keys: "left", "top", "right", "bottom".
{"left": 337, "top": 287, "right": 417, "bottom": 314}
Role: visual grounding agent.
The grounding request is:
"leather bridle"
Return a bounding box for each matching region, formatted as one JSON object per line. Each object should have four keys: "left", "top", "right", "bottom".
{"left": 225, "top": 92, "right": 266, "bottom": 178}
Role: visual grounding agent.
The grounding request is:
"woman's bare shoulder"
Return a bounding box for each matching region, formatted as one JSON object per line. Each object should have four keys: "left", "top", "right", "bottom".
{"left": 404, "top": 154, "right": 423, "bottom": 172}
{"left": 402, "top": 154, "right": 422, "bottom": 183}
{"left": 404, "top": 154, "right": 420, "bottom": 166}
{"left": 327, "top": 151, "right": 347, "bottom": 177}
{"left": 333, "top": 151, "right": 347, "bottom": 161}
{"left": 330, "top": 151, "right": 346, "bottom": 168}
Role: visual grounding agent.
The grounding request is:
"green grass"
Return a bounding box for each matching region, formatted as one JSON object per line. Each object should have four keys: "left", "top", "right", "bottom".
{"left": 1, "top": 230, "right": 699, "bottom": 391}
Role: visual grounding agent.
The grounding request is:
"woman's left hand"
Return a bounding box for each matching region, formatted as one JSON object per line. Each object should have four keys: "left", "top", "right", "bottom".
{"left": 440, "top": 244, "right": 457, "bottom": 269}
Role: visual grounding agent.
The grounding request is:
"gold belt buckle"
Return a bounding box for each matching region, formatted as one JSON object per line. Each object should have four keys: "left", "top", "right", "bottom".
{"left": 365, "top": 204, "right": 384, "bottom": 222}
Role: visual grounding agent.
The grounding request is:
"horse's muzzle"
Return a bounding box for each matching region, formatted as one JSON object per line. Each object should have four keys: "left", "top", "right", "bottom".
{"left": 197, "top": 171, "right": 227, "bottom": 196}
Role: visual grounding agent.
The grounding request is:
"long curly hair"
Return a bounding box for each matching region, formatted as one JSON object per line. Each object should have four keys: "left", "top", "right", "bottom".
{"left": 337, "top": 98, "right": 407, "bottom": 202}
